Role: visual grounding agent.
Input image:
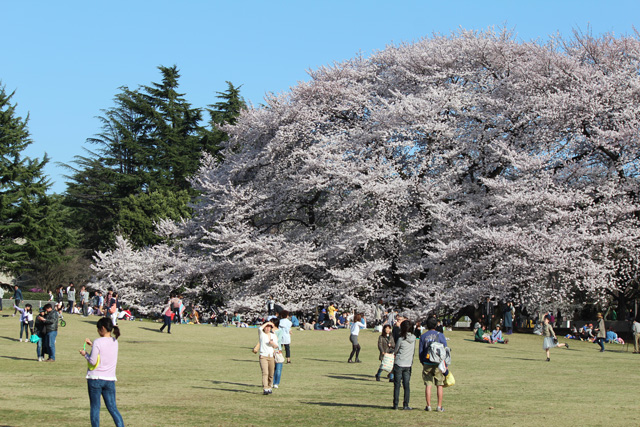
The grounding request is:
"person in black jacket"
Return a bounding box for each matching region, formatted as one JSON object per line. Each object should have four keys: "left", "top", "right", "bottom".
{"left": 38, "top": 304, "right": 59, "bottom": 362}
{"left": 34, "top": 306, "right": 48, "bottom": 361}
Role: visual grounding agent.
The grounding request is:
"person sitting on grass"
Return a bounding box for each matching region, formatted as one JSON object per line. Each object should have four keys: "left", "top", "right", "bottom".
{"left": 491, "top": 325, "right": 508, "bottom": 344}
{"left": 474, "top": 324, "right": 489, "bottom": 343}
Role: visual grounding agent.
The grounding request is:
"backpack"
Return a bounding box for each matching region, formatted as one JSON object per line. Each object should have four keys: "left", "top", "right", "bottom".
{"left": 424, "top": 340, "right": 451, "bottom": 365}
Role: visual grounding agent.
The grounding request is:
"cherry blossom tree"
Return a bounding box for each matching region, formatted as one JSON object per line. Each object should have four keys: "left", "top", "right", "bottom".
{"left": 89, "top": 29, "right": 640, "bottom": 317}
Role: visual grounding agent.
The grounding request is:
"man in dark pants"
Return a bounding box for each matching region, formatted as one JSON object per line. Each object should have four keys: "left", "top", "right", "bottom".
{"left": 12, "top": 285, "right": 23, "bottom": 317}
{"left": 481, "top": 297, "right": 495, "bottom": 331}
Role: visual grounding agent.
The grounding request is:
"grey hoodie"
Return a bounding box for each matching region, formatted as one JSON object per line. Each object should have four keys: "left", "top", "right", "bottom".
{"left": 394, "top": 334, "right": 416, "bottom": 367}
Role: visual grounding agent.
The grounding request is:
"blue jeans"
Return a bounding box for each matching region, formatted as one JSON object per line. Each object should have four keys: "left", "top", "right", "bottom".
{"left": 46, "top": 330, "right": 57, "bottom": 360}
{"left": 392, "top": 365, "right": 412, "bottom": 408}
{"left": 274, "top": 362, "right": 283, "bottom": 386}
{"left": 375, "top": 367, "right": 394, "bottom": 380}
{"left": 87, "top": 379, "right": 124, "bottom": 427}
{"left": 36, "top": 337, "right": 44, "bottom": 358}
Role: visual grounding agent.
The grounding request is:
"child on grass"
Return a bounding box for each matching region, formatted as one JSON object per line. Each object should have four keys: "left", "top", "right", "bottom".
{"left": 14, "top": 303, "right": 33, "bottom": 342}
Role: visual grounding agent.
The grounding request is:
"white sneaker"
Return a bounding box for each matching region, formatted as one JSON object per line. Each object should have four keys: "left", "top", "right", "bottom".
{"left": 273, "top": 385, "right": 279, "bottom": 389}
{"left": 19, "top": 339, "right": 22, "bottom": 342}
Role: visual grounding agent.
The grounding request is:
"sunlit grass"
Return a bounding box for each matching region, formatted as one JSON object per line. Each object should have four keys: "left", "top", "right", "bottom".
{"left": 0, "top": 314, "right": 637, "bottom": 426}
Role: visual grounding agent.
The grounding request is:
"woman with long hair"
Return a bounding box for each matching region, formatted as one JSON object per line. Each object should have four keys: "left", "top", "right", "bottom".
{"left": 392, "top": 319, "right": 416, "bottom": 410}
{"left": 79, "top": 317, "right": 124, "bottom": 427}
{"left": 348, "top": 313, "right": 366, "bottom": 363}
{"left": 375, "top": 324, "right": 395, "bottom": 381}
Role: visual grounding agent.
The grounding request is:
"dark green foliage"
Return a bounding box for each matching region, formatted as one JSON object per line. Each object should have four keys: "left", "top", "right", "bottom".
{"left": 0, "top": 84, "right": 70, "bottom": 276}
{"left": 203, "top": 81, "right": 246, "bottom": 158}
{"left": 116, "top": 189, "right": 192, "bottom": 247}
{"left": 62, "top": 66, "right": 246, "bottom": 251}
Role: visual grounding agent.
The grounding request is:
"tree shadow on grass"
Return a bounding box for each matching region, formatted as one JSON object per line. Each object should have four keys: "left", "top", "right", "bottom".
{"left": 304, "top": 357, "right": 338, "bottom": 363}
{"left": 139, "top": 327, "right": 163, "bottom": 333}
{"left": 209, "top": 380, "right": 258, "bottom": 388}
{"left": 302, "top": 401, "right": 387, "bottom": 409}
{"left": 193, "top": 386, "right": 255, "bottom": 394}
{"left": 0, "top": 355, "right": 35, "bottom": 361}
{"left": 501, "top": 356, "right": 540, "bottom": 361}
{"left": 325, "top": 374, "right": 372, "bottom": 382}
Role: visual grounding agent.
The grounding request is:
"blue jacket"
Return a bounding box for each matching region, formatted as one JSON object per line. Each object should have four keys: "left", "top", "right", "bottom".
{"left": 13, "top": 288, "right": 23, "bottom": 301}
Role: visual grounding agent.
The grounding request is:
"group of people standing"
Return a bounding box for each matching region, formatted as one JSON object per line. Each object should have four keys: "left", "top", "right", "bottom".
{"left": 374, "top": 316, "right": 449, "bottom": 411}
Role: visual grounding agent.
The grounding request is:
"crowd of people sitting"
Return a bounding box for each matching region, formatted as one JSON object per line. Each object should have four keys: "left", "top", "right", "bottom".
{"left": 564, "top": 324, "right": 625, "bottom": 344}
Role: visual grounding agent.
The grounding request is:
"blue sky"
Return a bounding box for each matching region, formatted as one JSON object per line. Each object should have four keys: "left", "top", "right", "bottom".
{"left": 3, "top": 0, "right": 639, "bottom": 194}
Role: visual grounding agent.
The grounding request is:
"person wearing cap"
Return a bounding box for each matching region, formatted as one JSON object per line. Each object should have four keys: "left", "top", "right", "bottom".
{"left": 595, "top": 313, "right": 606, "bottom": 352}
{"left": 258, "top": 320, "right": 279, "bottom": 395}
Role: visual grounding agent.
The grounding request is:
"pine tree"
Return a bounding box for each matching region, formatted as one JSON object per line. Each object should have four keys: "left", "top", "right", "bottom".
{"left": 0, "top": 84, "right": 68, "bottom": 275}
{"left": 203, "top": 81, "right": 246, "bottom": 158}
{"left": 63, "top": 67, "right": 245, "bottom": 250}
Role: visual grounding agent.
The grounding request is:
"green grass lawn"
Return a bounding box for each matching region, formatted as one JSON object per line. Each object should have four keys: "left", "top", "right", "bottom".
{"left": 0, "top": 313, "right": 638, "bottom": 426}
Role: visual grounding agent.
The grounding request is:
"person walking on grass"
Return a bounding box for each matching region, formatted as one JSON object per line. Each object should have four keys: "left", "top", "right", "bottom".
{"left": 159, "top": 298, "right": 173, "bottom": 334}
{"left": 80, "top": 317, "right": 125, "bottom": 427}
{"left": 272, "top": 318, "right": 284, "bottom": 389}
{"left": 348, "top": 313, "right": 366, "bottom": 363}
{"left": 392, "top": 320, "right": 416, "bottom": 410}
{"left": 594, "top": 312, "right": 606, "bottom": 352}
{"left": 11, "top": 285, "right": 23, "bottom": 317}
{"left": 419, "top": 317, "right": 447, "bottom": 412}
{"left": 278, "top": 310, "right": 293, "bottom": 364}
{"left": 258, "top": 320, "right": 279, "bottom": 395}
{"left": 375, "top": 324, "right": 395, "bottom": 382}
{"left": 542, "top": 315, "right": 568, "bottom": 361}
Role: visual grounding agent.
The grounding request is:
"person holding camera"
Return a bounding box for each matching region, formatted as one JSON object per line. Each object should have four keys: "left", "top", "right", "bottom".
{"left": 80, "top": 317, "right": 124, "bottom": 427}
